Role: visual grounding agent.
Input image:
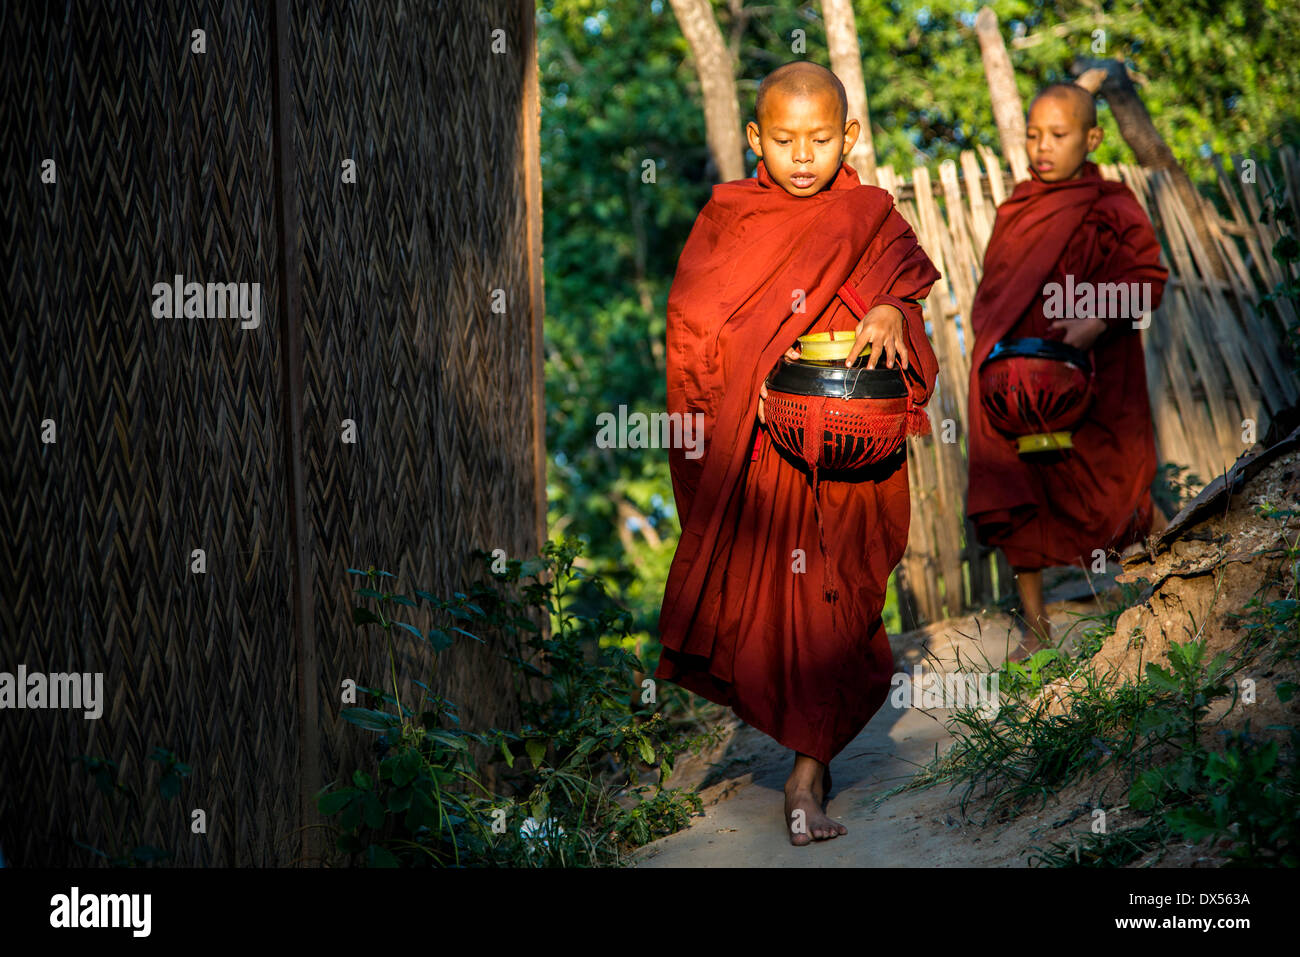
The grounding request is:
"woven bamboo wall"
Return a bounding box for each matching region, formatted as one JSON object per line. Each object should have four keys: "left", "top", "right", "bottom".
{"left": 878, "top": 147, "right": 1300, "bottom": 626}
{"left": 0, "top": 0, "right": 545, "bottom": 867}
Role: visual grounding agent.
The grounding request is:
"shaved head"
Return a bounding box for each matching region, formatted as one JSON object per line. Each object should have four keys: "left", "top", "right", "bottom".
{"left": 1029, "top": 83, "right": 1098, "bottom": 130}
{"left": 1025, "top": 82, "right": 1103, "bottom": 181}
{"left": 755, "top": 61, "right": 848, "bottom": 129}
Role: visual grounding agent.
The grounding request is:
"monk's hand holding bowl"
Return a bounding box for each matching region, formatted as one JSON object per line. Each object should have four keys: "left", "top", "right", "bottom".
{"left": 846, "top": 304, "right": 908, "bottom": 370}
{"left": 758, "top": 345, "right": 803, "bottom": 424}
{"left": 1049, "top": 316, "right": 1107, "bottom": 351}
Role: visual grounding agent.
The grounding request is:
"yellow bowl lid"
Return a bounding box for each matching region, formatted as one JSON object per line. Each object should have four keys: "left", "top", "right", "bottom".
{"left": 797, "top": 330, "right": 866, "bottom": 362}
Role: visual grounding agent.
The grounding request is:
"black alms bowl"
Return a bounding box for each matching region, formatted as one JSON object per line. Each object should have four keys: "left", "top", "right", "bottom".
{"left": 765, "top": 356, "right": 908, "bottom": 399}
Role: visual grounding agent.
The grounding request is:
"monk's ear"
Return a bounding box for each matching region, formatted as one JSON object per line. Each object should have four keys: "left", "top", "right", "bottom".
{"left": 746, "top": 121, "right": 763, "bottom": 157}
{"left": 1086, "top": 125, "right": 1103, "bottom": 151}
{"left": 841, "top": 118, "right": 860, "bottom": 157}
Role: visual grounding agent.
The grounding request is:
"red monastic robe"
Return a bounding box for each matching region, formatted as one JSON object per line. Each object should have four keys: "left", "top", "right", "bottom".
{"left": 655, "top": 160, "right": 941, "bottom": 765}
{"left": 966, "top": 163, "right": 1169, "bottom": 569}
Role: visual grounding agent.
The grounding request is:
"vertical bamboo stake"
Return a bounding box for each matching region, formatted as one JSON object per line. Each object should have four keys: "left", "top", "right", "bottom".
{"left": 975, "top": 7, "right": 1029, "bottom": 183}
{"left": 823, "top": 0, "right": 877, "bottom": 185}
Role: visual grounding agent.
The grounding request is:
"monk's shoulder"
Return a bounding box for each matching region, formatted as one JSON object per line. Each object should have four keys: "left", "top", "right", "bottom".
{"left": 1091, "top": 181, "right": 1154, "bottom": 231}
{"left": 848, "top": 182, "right": 899, "bottom": 215}
{"left": 854, "top": 182, "right": 895, "bottom": 203}
{"left": 840, "top": 183, "right": 907, "bottom": 240}
{"left": 682, "top": 192, "right": 747, "bottom": 247}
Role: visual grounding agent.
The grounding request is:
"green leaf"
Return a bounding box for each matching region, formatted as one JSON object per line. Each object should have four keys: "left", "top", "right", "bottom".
{"left": 426, "top": 730, "right": 470, "bottom": 752}
{"left": 406, "top": 788, "right": 437, "bottom": 831}
{"left": 385, "top": 755, "right": 414, "bottom": 787}
{"left": 130, "top": 846, "right": 171, "bottom": 863}
{"left": 367, "top": 844, "right": 400, "bottom": 868}
{"left": 525, "top": 738, "right": 547, "bottom": 769}
{"left": 362, "top": 793, "right": 385, "bottom": 830}
{"left": 353, "top": 607, "right": 383, "bottom": 626}
{"left": 1144, "top": 663, "right": 1181, "bottom": 692}
{"left": 637, "top": 739, "right": 655, "bottom": 765}
{"left": 499, "top": 736, "right": 516, "bottom": 768}
{"left": 394, "top": 621, "right": 424, "bottom": 641}
{"left": 1128, "top": 769, "right": 1164, "bottom": 812}
{"left": 159, "top": 774, "right": 182, "bottom": 800}
{"left": 318, "top": 789, "right": 354, "bottom": 815}
{"left": 341, "top": 708, "right": 399, "bottom": 732}
{"left": 519, "top": 558, "right": 547, "bottom": 578}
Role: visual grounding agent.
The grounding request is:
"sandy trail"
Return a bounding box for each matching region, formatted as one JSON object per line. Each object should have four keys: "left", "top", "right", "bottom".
{"left": 634, "top": 579, "right": 1112, "bottom": 868}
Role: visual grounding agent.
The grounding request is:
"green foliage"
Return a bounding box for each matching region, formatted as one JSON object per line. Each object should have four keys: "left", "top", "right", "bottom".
{"left": 540, "top": 2, "right": 696, "bottom": 649}
{"left": 1239, "top": 595, "right": 1300, "bottom": 662}
{"left": 1029, "top": 818, "right": 1168, "bottom": 867}
{"left": 1136, "top": 638, "right": 1234, "bottom": 753}
{"left": 71, "top": 748, "right": 192, "bottom": 866}
{"left": 917, "top": 657, "right": 1149, "bottom": 818}
{"left": 318, "top": 540, "right": 717, "bottom": 867}
{"left": 1256, "top": 179, "right": 1300, "bottom": 369}
{"left": 905, "top": 598, "right": 1300, "bottom": 866}
{"left": 1159, "top": 725, "right": 1300, "bottom": 866}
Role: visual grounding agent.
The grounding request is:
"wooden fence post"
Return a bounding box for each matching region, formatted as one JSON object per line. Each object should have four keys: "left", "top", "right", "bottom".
{"left": 975, "top": 7, "right": 1029, "bottom": 183}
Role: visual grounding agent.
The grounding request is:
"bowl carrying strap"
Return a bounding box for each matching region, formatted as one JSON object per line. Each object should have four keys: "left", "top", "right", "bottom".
{"left": 836, "top": 280, "right": 931, "bottom": 437}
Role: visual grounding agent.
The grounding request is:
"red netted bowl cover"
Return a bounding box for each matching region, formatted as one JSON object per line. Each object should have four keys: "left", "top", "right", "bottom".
{"left": 763, "top": 391, "right": 927, "bottom": 471}
{"left": 979, "top": 355, "right": 1094, "bottom": 439}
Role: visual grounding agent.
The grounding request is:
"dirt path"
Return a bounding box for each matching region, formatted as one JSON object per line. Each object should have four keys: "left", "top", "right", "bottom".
{"left": 634, "top": 580, "right": 1112, "bottom": 868}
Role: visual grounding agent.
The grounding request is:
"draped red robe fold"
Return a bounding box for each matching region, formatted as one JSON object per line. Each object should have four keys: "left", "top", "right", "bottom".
{"left": 966, "top": 163, "right": 1169, "bottom": 569}
{"left": 655, "top": 159, "right": 941, "bottom": 765}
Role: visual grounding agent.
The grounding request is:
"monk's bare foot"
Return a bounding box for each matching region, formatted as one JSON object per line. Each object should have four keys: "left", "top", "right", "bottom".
{"left": 1008, "top": 621, "right": 1052, "bottom": 663}
{"left": 784, "top": 754, "right": 846, "bottom": 845}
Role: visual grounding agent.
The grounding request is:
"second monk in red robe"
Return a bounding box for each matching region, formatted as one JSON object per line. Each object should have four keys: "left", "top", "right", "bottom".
{"left": 656, "top": 62, "right": 941, "bottom": 845}
{"left": 966, "top": 84, "right": 1170, "bottom": 658}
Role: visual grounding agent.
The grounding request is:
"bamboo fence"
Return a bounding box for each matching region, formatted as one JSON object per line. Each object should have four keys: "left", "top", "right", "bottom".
{"left": 879, "top": 146, "right": 1300, "bottom": 626}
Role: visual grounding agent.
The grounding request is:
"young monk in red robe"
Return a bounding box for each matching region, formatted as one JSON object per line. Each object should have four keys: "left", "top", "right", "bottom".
{"left": 966, "top": 84, "right": 1170, "bottom": 658}
{"left": 656, "top": 62, "right": 941, "bottom": 845}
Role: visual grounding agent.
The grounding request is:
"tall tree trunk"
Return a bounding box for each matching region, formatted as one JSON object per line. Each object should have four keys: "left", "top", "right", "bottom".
{"left": 975, "top": 6, "right": 1029, "bottom": 182}
{"left": 1074, "top": 58, "right": 1229, "bottom": 281}
{"left": 822, "top": 0, "right": 877, "bottom": 185}
{"left": 669, "top": 0, "right": 746, "bottom": 183}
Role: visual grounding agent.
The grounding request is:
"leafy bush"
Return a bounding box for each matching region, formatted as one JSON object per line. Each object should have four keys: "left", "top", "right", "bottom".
{"left": 71, "top": 748, "right": 191, "bottom": 866}
{"left": 315, "top": 537, "right": 719, "bottom": 867}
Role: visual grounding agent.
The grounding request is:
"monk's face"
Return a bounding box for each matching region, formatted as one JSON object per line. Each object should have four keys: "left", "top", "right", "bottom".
{"left": 746, "top": 88, "right": 858, "bottom": 196}
{"left": 1026, "top": 95, "right": 1103, "bottom": 182}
